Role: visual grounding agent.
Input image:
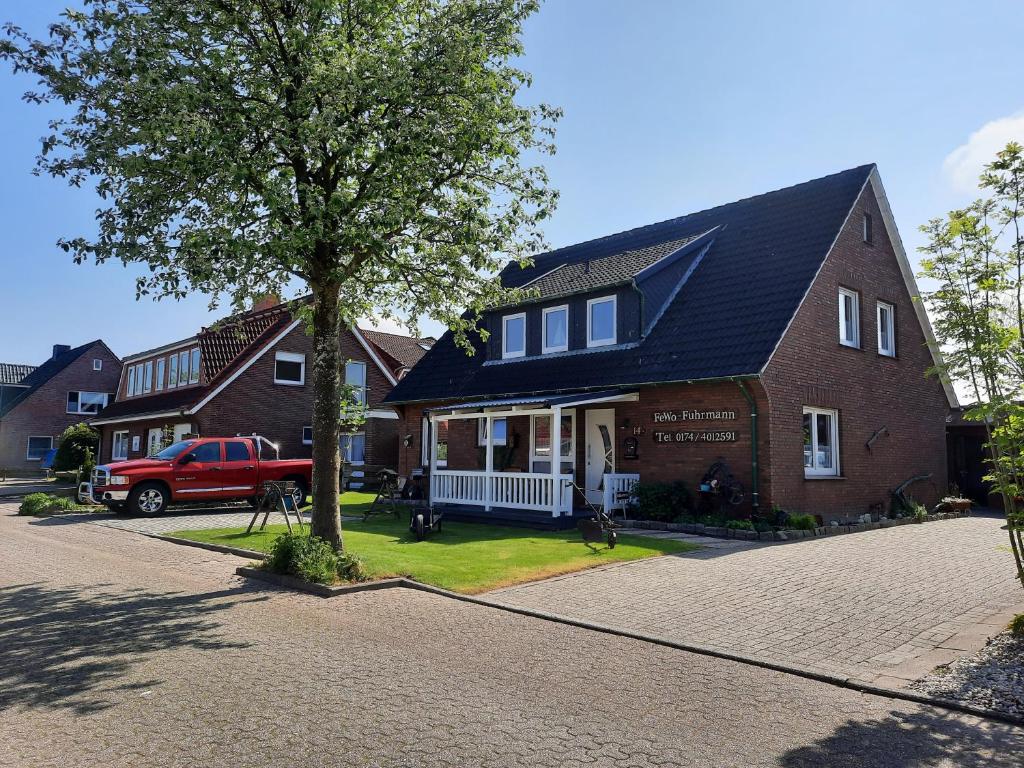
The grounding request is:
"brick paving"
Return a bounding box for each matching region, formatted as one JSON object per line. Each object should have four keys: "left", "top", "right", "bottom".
{"left": 491, "top": 514, "right": 1024, "bottom": 686}
{"left": 3, "top": 503, "right": 1023, "bottom": 766}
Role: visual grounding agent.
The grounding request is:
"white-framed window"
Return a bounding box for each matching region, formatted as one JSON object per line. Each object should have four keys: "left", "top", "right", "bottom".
{"left": 26, "top": 435, "right": 53, "bottom": 461}
{"left": 587, "top": 295, "right": 617, "bottom": 347}
{"left": 502, "top": 313, "right": 526, "bottom": 359}
{"left": 112, "top": 431, "right": 129, "bottom": 461}
{"left": 155, "top": 358, "right": 165, "bottom": 391}
{"left": 67, "top": 391, "right": 109, "bottom": 415}
{"left": 435, "top": 419, "right": 449, "bottom": 467}
{"left": 803, "top": 407, "right": 839, "bottom": 477}
{"left": 863, "top": 212, "right": 873, "bottom": 244}
{"left": 421, "top": 416, "right": 430, "bottom": 466}
{"left": 340, "top": 432, "right": 366, "bottom": 464}
{"left": 178, "top": 350, "right": 191, "bottom": 386}
{"left": 92, "top": 358, "right": 103, "bottom": 371}
{"left": 530, "top": 411, "right": 575, "bottom": 472}
{"left": 302, "top": 426, "right": 313, "bottom": 445}
{"left": 189, "top": 348, "right": 201, "bottom": 384}
{"left": 345, "top": 360, "right": 367, "bottom": 405}
{"left": 542, "top": 305, "right": 569, "bottom": 354}
{"left": 838, "top": 288, "right": 860, "bottom": 348}
{"left": 877, "top": 301, "right": 895, "bottom": 357}
{"left": 126, "top": 366, "right": 135, "bottom": 397}
{"left": 274, "top": 351, "right": 305, "bottom": 385}
{"left": 167, "top": 355, "right": 178, "bottom": 389}
{"left": 143, "top": 360, "right": 153, "bottom": 393}
{"left": 478, "top": 417, "right": 508, "bottom": 447}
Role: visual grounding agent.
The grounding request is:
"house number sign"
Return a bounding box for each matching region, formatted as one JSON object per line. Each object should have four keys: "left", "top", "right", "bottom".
{"left": 653, "top": 430, "right": 738, "bottom": 443}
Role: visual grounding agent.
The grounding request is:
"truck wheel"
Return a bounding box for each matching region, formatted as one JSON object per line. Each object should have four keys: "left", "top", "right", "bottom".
{"left": 129, "top": 482, "right": 168, "bottom": 517}
{"left": 289, "top": 480, "right": 308, "bottom": 509}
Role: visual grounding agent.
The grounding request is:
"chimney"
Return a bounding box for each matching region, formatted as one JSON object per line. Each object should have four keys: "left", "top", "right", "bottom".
{"left": 52, "top": 344, "right": 71, "bottom": 359}
{"left": 252, "top": 294, "right": 281, "bottom": 313}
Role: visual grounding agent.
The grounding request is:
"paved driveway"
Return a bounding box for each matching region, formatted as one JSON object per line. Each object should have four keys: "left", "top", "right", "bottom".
{"left": 2, "top": 504, "right": 1021, "bottom": 767}
{"left": 489, "top": 514, "right": 1024, "bottom": 687}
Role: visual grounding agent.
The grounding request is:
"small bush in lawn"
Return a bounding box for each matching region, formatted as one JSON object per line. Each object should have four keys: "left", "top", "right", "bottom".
{"left": 18, "top": 493, "right": 77, "bottom": 516}
{"left": 266, "top": 532, "right": 366, "bottom": 585}
{"left": 787, "top": 513, "right": 817, "bottom": 530}
{"left": 1009, "top": 614, "right": 1024, "bottom": 637}
{"left": 723, "top": 519, "right": 753, "bottom": 531}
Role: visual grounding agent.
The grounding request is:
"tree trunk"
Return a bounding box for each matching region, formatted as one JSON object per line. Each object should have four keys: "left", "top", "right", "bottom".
{"left": 310, "top": 281, "right": 344, "bottom": 551}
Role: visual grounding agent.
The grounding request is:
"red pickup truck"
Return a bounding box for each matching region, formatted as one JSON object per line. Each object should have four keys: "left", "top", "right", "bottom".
{"left": 91, "top": 435, "right": 312, "bottom": 517}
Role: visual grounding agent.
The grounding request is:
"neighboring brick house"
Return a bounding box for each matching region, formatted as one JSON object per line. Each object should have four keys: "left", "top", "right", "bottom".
{"left": 0, "top": 342, "right": 122, "bottom": 473}
{"left": 90, "top": 298, "right": 431, "bottom": 487}
{"left": 384, "top": 165, "right": 957, "bottom": 524}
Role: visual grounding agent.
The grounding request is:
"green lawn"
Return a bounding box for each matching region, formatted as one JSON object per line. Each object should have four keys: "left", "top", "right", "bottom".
{"left": 170, "top": 493, "right": 698, "bottom": 594}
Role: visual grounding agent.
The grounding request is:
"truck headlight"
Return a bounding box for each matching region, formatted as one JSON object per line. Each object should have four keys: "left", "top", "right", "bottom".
{"left": 108, "top": 475, "right": 130, "bottom": 485}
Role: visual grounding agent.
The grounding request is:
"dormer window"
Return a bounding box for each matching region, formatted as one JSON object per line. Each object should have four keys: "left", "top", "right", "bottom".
{"left": 502, "top": 313, "right": 526, "bottom": 359}
{"left": 587, "top": 295, "right": 617, "bottom": 348}
{"left": 542, "top": 305, "right": 568, "bottom": 354}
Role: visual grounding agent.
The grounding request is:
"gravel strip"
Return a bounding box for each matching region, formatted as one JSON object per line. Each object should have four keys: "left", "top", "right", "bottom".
{"left": 911, "top": 631, "right": 1024, "bottom": 716}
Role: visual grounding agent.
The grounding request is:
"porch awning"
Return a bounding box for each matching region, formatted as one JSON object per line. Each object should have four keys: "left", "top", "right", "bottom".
{"left": 425, "top": 389, "right": 637, "bottom": 414}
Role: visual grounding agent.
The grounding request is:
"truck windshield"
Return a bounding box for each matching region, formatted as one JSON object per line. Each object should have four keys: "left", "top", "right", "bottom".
{"left": 149, "top": 440, "right": 196, "bottom": 460}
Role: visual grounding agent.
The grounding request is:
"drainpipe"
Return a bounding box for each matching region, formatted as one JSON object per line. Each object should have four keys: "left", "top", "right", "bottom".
{"left": 735, "top": 379, "right": 760, "bottom": 516}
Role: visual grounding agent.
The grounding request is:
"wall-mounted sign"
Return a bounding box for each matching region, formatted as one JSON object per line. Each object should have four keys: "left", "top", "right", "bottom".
{"left": 653, "top": 410, "right": 736, "bottom": 423}
{"left": 653, "top": 430, "right": 737, "bottom": 444}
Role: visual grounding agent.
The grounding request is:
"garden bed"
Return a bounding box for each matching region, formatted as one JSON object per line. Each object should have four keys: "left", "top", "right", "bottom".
{"left": 169, "top": 516, "right": 698, "bottom": 594}
{"left": 620, "top": 509, "right": 971, "bottom": 542}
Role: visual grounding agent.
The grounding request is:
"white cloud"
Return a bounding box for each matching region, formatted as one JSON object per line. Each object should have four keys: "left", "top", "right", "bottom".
{"left": 943, "top": 110, "right": 1024, "bottom": 193}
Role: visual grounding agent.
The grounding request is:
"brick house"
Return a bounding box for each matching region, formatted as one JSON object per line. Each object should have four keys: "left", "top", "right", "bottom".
{"left": 384, "top": 165, "right": 957, "bottom": 524}
{"left": 0, "top": 342, "right": 122, "bottom": 473}
{"left": 91, "top": 298, "right": 431, "bottom": 486}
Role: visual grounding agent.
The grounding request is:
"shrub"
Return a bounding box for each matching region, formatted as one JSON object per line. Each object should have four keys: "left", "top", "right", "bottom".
{"left": 52, "top": 423, "right": 99, "bottom": 473}
{"left": 724, "top": 519, "right": 753, "bottom": 531}
{"left": 266, "top": 532, "right": 366, "bottom": 585}
{"left": 787, "top": 513, "right": 817, "bottom": 530}
{"left": 1009, "top": 613, "right": 1024, "bottom": 637}
{"left": 18, "top": 493, "right": 77, "bottom": 516}
{"left": 633, "top": 481, "right": 691, "bottom": 521}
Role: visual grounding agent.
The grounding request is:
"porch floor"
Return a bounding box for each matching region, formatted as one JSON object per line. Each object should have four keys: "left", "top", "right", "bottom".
{"left": 433, "top": 504, "right": 607, "bottom": 531}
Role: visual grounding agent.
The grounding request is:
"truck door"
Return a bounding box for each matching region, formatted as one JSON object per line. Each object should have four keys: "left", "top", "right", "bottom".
{"left": 221, "top": 439, "right": 259, "bottom": 500}
{"left": 173, "top": 440, "right": 224, "bottom": 499}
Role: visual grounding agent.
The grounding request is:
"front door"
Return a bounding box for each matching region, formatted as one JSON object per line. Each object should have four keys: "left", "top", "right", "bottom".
{"left": 585, "top": 409, "right": 615, "bottom": 506}
{"left": 146, "top": 428, "right": 164, "bottom": 457}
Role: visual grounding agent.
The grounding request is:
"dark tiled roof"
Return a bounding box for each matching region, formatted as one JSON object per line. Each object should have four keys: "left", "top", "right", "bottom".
{"left": 386, "top": 164, "right": 875, "bottom": 404}
{"left": 0, "top": 363, "right": 36, "bottom": 385}
{"left": 520, "top": 234, "right": 699, "bottom": 302}
{"left": 94, "top": 386, "right": 205, "bottom": 421}
{"left": 0, "top": 341, "right": 111, "bottom": 417}
{"left": 360, "top": 329, "right": 435, "bottom": 372}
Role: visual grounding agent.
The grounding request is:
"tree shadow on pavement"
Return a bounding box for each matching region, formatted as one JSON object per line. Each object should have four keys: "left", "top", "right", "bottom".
{"left": 0, "top": 581, "right": 262, "bottom": 715}
{"left": 780, "top": 707, "right": 1024, "bottom": 767}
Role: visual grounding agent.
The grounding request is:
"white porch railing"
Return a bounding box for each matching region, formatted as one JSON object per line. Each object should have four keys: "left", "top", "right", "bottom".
{"left": 431, "top": 470, "right": 574, "bottom": 516}
{"left": 603, "top": 473, "right": 640, "bottom": 515}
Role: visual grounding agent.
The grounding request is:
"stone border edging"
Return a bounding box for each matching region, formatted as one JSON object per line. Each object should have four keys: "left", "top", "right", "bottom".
{"left": 150, "top": 534, "right": 269, "bottom": 561}
{"left": 620, "top": 509, "right": 970, "bottom": 542}
{"left": 236, "top": 566, "right": 407, "bottom": 597}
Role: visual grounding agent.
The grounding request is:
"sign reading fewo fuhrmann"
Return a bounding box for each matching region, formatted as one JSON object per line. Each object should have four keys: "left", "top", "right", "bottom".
{"left": 651, "top": 409, "right": 738, "bottom": 444}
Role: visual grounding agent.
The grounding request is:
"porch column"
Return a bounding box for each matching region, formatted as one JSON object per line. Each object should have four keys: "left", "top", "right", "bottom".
{"left": 484, "top": 415, "right": 494, "bottom": 511}
{"left": 550, "top": 407, "right": 562, "bottom": 517}
{"left": 428, "top": 413, "right": 437, "bottom": 506}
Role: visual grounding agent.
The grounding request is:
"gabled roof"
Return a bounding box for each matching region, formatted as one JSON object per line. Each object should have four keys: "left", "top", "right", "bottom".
{"left": 0, "top": 341, "right": 114, "bottom": 417}
{"left": 359, "top": 329, "right": 435, "bottom": 374}
{"left": 0, "top": 363, "right": 36, "bottom": 385}
{"left": 386, "top": 164, "right": 880, "bottom": 404}
{"left": 200, "top": 305, "right": 294, "bottom": 379}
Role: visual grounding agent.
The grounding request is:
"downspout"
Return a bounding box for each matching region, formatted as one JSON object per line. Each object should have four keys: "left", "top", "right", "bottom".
{"left": 735, "top": 379, "right": 760, "bottom": 516}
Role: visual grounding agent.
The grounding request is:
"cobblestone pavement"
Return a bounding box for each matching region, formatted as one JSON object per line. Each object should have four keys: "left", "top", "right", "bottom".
{"left": 2, "top": 504, "right": 1022, "bottom": 767}
{"left": 79, "top": 506, "right": 313, "bottom": 534}
{"left": 490, "top": 514, "right": 1024, "bottom": 686}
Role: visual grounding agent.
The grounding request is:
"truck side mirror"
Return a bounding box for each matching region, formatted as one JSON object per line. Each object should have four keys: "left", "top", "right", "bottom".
{"left": 179, "top": 453, "right": 195, "bottom": 465}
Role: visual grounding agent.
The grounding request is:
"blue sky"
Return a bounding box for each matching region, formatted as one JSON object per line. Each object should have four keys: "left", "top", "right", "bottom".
{"left": 1, "top": 0, "right": 1022, "bottom": 364}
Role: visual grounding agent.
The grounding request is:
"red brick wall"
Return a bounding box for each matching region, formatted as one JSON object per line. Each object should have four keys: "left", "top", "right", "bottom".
{"left": 97, "top": 325, "right": 401, "bottom": 470}
{"left": 762, "top": 184, "right": 950, "bottom": 520}
{"left": 0, "top": 343, "right": 122, "bottom": 472}
{"left": 396, "top": 380, "right": 771, "bottom": 516}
